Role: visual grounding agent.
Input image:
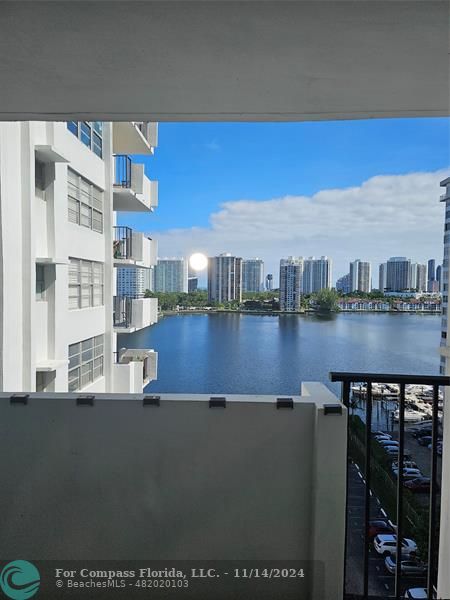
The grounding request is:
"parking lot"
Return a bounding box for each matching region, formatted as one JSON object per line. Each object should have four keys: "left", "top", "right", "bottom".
{"left": 345, "top": 462, "right": 427, "bottom": 598}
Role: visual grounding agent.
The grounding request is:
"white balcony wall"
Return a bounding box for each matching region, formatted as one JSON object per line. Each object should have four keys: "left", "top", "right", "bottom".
{"left": 131, "top": 297, "right": 158, "bottom": 330}
{"left": 0, "top": 384, "right": 346, "bottom": 600}
{"left": 144, "top": 122, "right": 158, "bottom": 148}
{"left": 149, "top": 238, "right": 158, "bottom": 267}
{"left": 112, "top": 122, "right": 155, "bottom": 156}
{"left": 144, "top": 351, "right": 158, "bottom": 382}
{"left": 131, "top": 162, "right": 144, "bottom": 194}
{"left": 138, "top": 235, "right": 157, "bottom": 268}
{"left": 113, "top": 361, "right": 147, "bottom": 393}
{"left": 149, "top": 179, "right": 158, "bottom": 208}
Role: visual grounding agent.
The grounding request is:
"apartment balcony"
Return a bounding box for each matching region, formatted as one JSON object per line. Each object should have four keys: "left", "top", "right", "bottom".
{"left": 0, "top": 382, "right": 346, "bottom": 600}
{"left": 0, "top": 371, "right": 448, "bottom": 598}
{"left": 112, "top": 348, "right": 158, "bottom": 391}
{"left": 113, "top": 295, "right": 158, "bottom": 333}
{"left": 112, "top": 122, "right": 158, "bottom": 155}
{"left": 113, "top": 226, "right": 157, "bottom": 268}
{"left": 113, "top": 155, "right": 158, "bottom": 213}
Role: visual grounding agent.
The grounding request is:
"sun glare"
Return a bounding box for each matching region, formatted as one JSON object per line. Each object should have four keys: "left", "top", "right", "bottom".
{"left": 189, "top": 253, "right": 208, "bottom": 272}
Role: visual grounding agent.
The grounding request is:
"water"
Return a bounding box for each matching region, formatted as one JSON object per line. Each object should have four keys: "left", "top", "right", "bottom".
{"left": 118, "top": 312, "right": 441, "bottom": 396}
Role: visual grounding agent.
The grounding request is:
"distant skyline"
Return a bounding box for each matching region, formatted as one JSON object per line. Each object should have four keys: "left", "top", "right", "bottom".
{"left": 118, "top": 118, "right": 450, "bottom": 285}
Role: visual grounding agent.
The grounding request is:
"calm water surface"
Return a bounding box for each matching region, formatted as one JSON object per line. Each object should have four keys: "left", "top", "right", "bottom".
{"left": 119, "top": 313, "right": 441, "bottom": 395}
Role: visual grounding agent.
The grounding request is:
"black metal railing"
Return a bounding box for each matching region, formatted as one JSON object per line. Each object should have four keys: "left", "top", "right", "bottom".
{"left": 113, "top": 226, "right": 133, "bottom": 260}
{"left": 113, "top": 296, "right": 132, "bottom": 329}
{"left": 114, "top": 154, "right": 132, "bottom": 188}
{"left": 330, "top": 371, "right": 448, "bottom": 600}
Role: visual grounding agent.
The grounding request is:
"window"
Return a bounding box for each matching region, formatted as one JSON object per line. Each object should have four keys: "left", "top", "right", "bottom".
{"left": 67, "top": 121, "right": 103, "bottom": 158}
{"left": 69, "top": 258, "right": 104, "bottom": 309}
{"left": 68, "top": 334, "right": 104, "bottom": 391}
{"left": 442, "top": 331, "right": 447, "bottom": 339}
{"left": 36, "top": 264, "right": 46, "bottom": 300}
{"left": 68, "top": 169, "right": 104, "bottom": 233}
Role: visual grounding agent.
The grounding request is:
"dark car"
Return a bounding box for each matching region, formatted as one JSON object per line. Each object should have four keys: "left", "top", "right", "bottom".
{"left": 412, "top": 428, "right": 432, "bottom": 439}
{"left": 418, "top": 436, "right": 432, "bottom": 447}
{"left": 404, "top": 477, "right": 431, "bottom": 492}
{"left": 368, "top": 519, "right": 395, "bottom": 540}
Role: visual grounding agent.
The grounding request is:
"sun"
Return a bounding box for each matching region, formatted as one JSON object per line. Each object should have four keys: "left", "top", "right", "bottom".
{"left": 189, "top": 253, "right": 208, "bottom": 272}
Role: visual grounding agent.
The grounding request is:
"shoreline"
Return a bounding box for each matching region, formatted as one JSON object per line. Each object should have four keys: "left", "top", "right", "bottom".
{"left": 160, "top": 309, "right": 442, "bottom": 317}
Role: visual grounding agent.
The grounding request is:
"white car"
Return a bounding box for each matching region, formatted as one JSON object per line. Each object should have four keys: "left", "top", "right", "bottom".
{"left": 392, "top": 468, "right": 422, "bottom": 480}
{"left": 378, "top": 439, "right": 399, "bottom": 447}
{"left": 373, "top": 534, "right": 417, "bottom": 557}
{"left": 374, "top": 433, "right": 392, "bottom": 440}
{"left": 392, "top": 461, "right": 418, "bottom": 470}
{"left": 404, "top": 589, "right": 427, "bottom": 599}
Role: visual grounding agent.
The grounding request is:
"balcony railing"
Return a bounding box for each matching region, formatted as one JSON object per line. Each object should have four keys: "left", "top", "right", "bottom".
{"left": 113, "top": 226, "right": 133, "bottom": 260}
{"left": 114, "top": 154, "right": 132, "bottom": 188}
{"left": 113, "top": 296, "right": 132, "bottom": 329}
{"left": 331, "top": 371, "right": 448, "bottom": 600}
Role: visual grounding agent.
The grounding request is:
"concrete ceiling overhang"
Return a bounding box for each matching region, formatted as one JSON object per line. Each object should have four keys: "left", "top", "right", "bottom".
{"left": 0, "top": 0, "right": 448, "bottom": 121}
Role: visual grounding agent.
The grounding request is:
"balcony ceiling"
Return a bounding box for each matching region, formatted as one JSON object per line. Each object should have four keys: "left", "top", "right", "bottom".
{"left": 0, "top": 1, "right": 448, "bottom": 122}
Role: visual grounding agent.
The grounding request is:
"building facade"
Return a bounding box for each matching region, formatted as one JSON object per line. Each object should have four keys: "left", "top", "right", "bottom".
{"left": 378, "top": 263, "right": 387, "bottom": 292}
{"left": 349, "top": 259, "right": 371, "bottom": 293}
{"left": 154, "top": 258, "right": 188, "bottom": 293}
{"left": 428, "top": 258, "right": 436, "bottom": 291}
{"left": 279, "top": 257, "right": 303, "bottom": 311}
{"left": 437, "top": 264, "right": 442, "bottom": 292}
{"left": 416, "top": 263, "right": 427, "bottom": 292}
{"left": 242, "top": 258, "right": 264, "bottom": 293}
{"left": 265, "top": 273, "right": 273, "bottom": 291}
{"left": 336, "top": 273, "right": 351, "bottom": 294}
{"left": 302, "top": 256, "right": 332, "bottom": 294}
{"left": 0, "top": 120, "right": 159, "bottom": 393}
{"left": 207, "top": 254, "right": 243, "bottom": 303}
{"left": 385, "top": 256, "right": 411, "bottom": 292}
{"left": 188, "top": 277, "right": 198, "bottom": 292}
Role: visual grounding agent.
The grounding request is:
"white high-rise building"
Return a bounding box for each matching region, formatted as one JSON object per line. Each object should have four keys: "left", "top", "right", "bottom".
{"left": 242, "top": 258, "right": 264, "bottom": 292}
{"left": 279, "top": 257, "right": 304, "bottom": 312}
{"left": 0, "top": 120, "right": 159, "bottom": 393}
{"left": 302, "top": 256, "right": 332, "bottom": 294}
{"left": 349, "top": 259, "right": 371, "bottom": 293}
{"left": 410, "top": 263, "right": 427, "bottom": 292}
{"left": 207, "top": 253, "right": 243, "bottom": 303}
{"left": 154, "top": 258, "right": 189, "bottom": 293}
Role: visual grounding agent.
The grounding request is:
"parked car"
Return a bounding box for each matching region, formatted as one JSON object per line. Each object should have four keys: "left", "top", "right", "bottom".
{"left": 412, "top": 428, "right": 432, "bottom": 439}
{"left": 384, "top": 556, "right": 427, "bottom": 575}
{"left": 374, "top": 534, "right": 417, "bottom": 557}
{"left": 368, "top": 519, "right": 395, "bottom": 540}
{"left": 374, "top": 434, "right": 393, "bottom": 442}
{"left": 378, "top": 440, "right": 399, "bottom": 448}
{"left": 392, "top": 460, "right": 418, "bottom": 470}
{"left": 385, "top": 447, "right": 413, "bottom": 459}
{"left": 404, "top": 588, "right": 428, "bottom": 599}
{"left": 392, "top": 468, "right": 422, "bottom": 480}
{"left": 404, "top": 477, "right": 431, "bottom": 492}
{"left": 418, "top": 436, "right": 432, "bottom": 447}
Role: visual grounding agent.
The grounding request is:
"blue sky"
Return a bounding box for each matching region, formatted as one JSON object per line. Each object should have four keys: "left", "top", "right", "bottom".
{"left": 119, "top": 118, "right": 449, "bottom": 284}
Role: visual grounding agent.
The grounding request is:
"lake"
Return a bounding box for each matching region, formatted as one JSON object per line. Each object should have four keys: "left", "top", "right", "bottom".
{"left": 118, "top": 312, "right": 442, "bottom": 396}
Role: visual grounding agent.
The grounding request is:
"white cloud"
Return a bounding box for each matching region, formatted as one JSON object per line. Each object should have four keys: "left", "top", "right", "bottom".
{"left": 152, "top": 170, "right": 449, "bottom": 286}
